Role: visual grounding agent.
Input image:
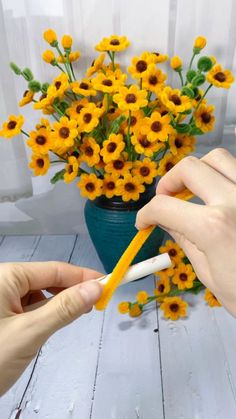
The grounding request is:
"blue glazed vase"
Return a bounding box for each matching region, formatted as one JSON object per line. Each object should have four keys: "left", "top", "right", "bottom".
{"left": 84, "top": 182, "right": 164, "bottom": 273}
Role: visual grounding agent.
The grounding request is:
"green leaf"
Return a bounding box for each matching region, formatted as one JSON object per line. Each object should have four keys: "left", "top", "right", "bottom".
{"left": 186, "top": 69, "right": 196, "bottom": 83}
{"left": 181, "top": 86, "right": 195, "bottom": 98}
{"left": 174, "top": 123, "right": 191, "bottom": 134}
{"left": 59, "top": 101, "right": 70, "bottom": 112}
{"left": 108, "top": 115, "right": 126, "bottom": 134}
{"left": 88, "top": 126, "right": 104, "bottom": 143}
{"left": 191, "top": 74, "right": 206, "bottom": 87}
{"left": 189, "top": 125, "right": 204, "bottom": 135}
{"left": 50, "top": 169, "right": 66, "bottom": 184}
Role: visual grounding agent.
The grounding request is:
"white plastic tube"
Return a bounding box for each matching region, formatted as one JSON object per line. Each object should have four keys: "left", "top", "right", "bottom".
{"left": 98, "top": 253, "right": 171, "bottom": 287}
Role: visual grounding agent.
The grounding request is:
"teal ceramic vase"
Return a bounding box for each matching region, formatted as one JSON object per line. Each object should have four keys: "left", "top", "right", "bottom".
{"left": 84, "top": 182, "right": 164, "bottom": 273}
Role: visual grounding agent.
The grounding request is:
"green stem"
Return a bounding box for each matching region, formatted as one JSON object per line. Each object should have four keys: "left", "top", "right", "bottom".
{"left": 55, "top": 63, "right": 66, "bottom": 73}
{"left": 21, "top": 129, "right": 29, "bottom": 137}
{"left": 189, "top": 53, "right": 196, "bottom": 70}
{"left": 127, "top": 110, "right": 132, "bottom": 159}
{"left": 178, "top": 70, "right": 184, "bottom": 86}
{"left": 55, "top": 45, "right": 72, "bottom": 82}
{"left": 53, "top": 104, "right": 65, "bottom": 117}
{"left": 147, "top": 91, "right": 152, "bottom": 102}
{"left": 140, "top": 78, "right": 143, "bottom": 90}
{"left": 70, "top": 62, "right": 77, "bottom": 81}
{"left": 195, "top": 83, "right": 213, "bottom": 112}
{"left": 111, "top": 51, "right": 115, "bottom": 71}
{"left": 65, "top": 51, "right": 73, "bottom": 81}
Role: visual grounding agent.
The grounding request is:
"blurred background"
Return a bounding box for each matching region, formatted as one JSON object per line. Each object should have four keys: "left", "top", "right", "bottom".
{"left": 0, "top": 0, "right": 235, "bottom": 234}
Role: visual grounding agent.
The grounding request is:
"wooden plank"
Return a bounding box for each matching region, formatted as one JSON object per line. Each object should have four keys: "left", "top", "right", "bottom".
{"left": 90, "top": 276, "right": 164, "bottom": 419}
{"left": 17, "top": 234, "right": 105, "bottom": 419}
{"left": 0, "top": 235, "right": 5, "bottom": 246}
{"left": 158, "top": 293, "right": 236, "bottom": 419}
{"left": 0, "top": 235, "right": 40, "bottom": 262}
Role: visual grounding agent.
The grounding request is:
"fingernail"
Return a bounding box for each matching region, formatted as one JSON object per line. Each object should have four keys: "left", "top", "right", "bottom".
{"left": 79, "top": 281, "right": 102, "bottom": 305}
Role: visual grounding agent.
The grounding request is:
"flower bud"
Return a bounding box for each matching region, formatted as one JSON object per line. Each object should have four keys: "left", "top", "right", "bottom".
{"left": 193, "top": 36, "right": 207, "bottom": 54}
{"left": 28, "top": 80, "right": 41, "bottom": 92}
{"left": 61, "top": 35, "right": 73, "bottom": 50}
{"left": 10, "top": 62, "right": 21, "bottom": 75}
{"left": 170, "top": 56, "right": 182, "bottom": 71}
{"left": 191, "top": 74, "right": 206, "bottom": 87}
{"left": 42, "top": 50, "right": 56, "bottom": 64}
{"left": 197, "top": 56, "right": 213, "bottom": 72}
{"left": 43, "top": 29, "right": 58, "bottom": 46}
{"left": 22, "top": 68, "right": 34, "bottom": 81}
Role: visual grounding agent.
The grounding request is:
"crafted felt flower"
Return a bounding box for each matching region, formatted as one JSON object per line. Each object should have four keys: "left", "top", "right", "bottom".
{"left": 77, "top": 173, "right": 103, "bottom": 200}
{"left": 105, "top": 157, "right": 132, "bottom": 176}
{"left": 154, "top": 276, "right": 171, "bottom": 296}
{"left": 0, "top": 114, "right": 24, "bottom": 138}
{"left": 61, "top": 35, "right": 73, "bottom": 50}
{"left": 64, "top": 156, "right": 79, "bottom": 183}
{"left": 129, "top": 303, "right": 142, "bottom": 317}
{"left": 34, "top": 93, "right": 54, "bottom": 111}
{"left": 149, "top": 51, "right": 168, "bottom": 64}
{"left": 19, "top": 90, "right": 35, "bottom": 107}
{"left": 120, "top": 110, "right": 143, "bottom": 134}
{"left": 51, "top": 116, "right": 78, "bottom": 149}
{"left": 194, "top": 36, "right": 207, "bottom": 50}
{"left": 95, "top": 35, "right": 130, "bottom": 52}
{"left": 43, "top": 29, "right": 57, "bottom": 45}
{"left": 136, "top": 291, "right": 149, "bottom": 304}
{"left": 161, "top": 297, "right": 188, "bottom": 321}
{"left": 113, "top": 85, "right": 148, "bottom": 112}
{"left": 86, "top": 53, "right": 106, "bottom": 77}
{"left": 157, "top": 153, "right": 181, "bottom": 176}
{"left": 80, "top": 137, "right": 100, "bottom": 167}
{"left": 128, "top": 52, "right": 155, "bottom": 80}
{"left": 116, "top": 174, "right": 145, "bottom": 202}
{"left": 107, "top": 105, "right": 122, "bottom": 121}
{"left": 42, "top": 50, "right": 56, "bottom": 64}
{"left": 77, "top": 103, "right": 102, "bottom": 133}
{"left": 47, "top": 73, "right": 69, "bottom": 100}
{"left": 118, "top": 301, "right": 130, "bottom": 314}
{"left": 132, "top": 158, "right": 158, "bottom": 184}
{"left": 206, "top": 64, "right": 234, "bottom": 89}
{"left": 91, "top": 72, "right": 122, "bottom": 94}
{"left": 131, "top": 133, "right": 164, "bottom": 157}
{"left": 159, "top": 240, "right": 185, "bottom": 266}
{"left": 58, "top": 51, "right": 81, "bottom": 63}
{"left": 172, "top": 263, "right": 196, "bottom": 290}
{"left": 35, "top": 118, "right": 51, "bottom": 131}
{"left": 161, "top": 87, "right": 192, "bottom": 113}
{"left": 170, "top": 56, "right": 182, "bottom": 71}
{"left": 194, "top": 104, "right": 215, "bottom": 133}
{"left": 169, "top": 133, "right": 196, "bottom": 156}
{"left": 100, "top": 133, "right": 125, "bottom": 163}
{"left": 105, "top": 67, "right": 127, "bottom": 84}
{"left": 27, "top": 128, "right": 52, "bottom": 155}
{"left": 204, "top": 288, "right": 222, "bottom": 307}
{"left": 29, "top": 153, "right": 50, "bottom": 176}
{"left": 102, "top": 173, "right": 119, "bottom": 198}
{"left": 140, "top": 111, "right": 173, "bottom": 142}
{"left": 142, "top": 64, "right": 167, "bottom": 94}
{"left": 66, "top": 99, "right": 90, "bottom": 120}
{"left": 71, "top": 79, "right": 96, "bottom": 97}
{"left": 192, "top": 89, "right": 207, "bottom": 108}
{"left": 155, "top": 265, "right": 175, "bottom": 278}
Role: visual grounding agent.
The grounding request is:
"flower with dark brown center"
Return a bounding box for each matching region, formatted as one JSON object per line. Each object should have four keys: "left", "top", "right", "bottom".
{"left": 107, "top": 142, "right": 117, "bottom": 153}
{"left": 140, "top": 137, "right": 151, "bottom": 148}
{"left": 140, "top": 166, "right": 150, "bottom": 176}
{"left": 36, "top": 135, "right": 46, "bottom": 145}
{"left": 36, "top": 158, "right": 44, "bottom": 168}
{"left": 110, "top": 39, "right": 120, "bottom": 46}
{"left": 71, "top": 151, "right": 79, "bottom": 158}
{"left": 170, "top": 94, "right": 181, "bottom": 105}
{"left": 102, "top": 79, "right": 113, "bottom": 86}
{"left": 151, "top": 121, "right": 162, "bottom": 132}
{"left": 149, "top": 75, "right": 158, "bottom": 85}
{"left": 180, "top": 273, "right": 188, "bottom": 282}
{"left": 76, "top": 105, "right": 83, "bottom": 114}
{"left": 85, "top": 146, "right": 94, "bottom": 156}
{"left": 170, "top": 303, "right": 179, "bottom": 313}
{"left": 80, "top": 82, "right": 89, "bottom": 90}
{"left": 114, "top": 160, "right": 124, "bottom": 170}
{"left": 107, "top": 181, "right": 115, "bottom": 190}
{"left": 158, "top": 284, "right": 165, "bottom": 293}
{"left": 125, "top": 182, "right": 135, "bottom": 192}
{"left": 55, "top": 81, "right": 62, "bottom": 90}
{"left": 83, "top": 113, "right": 92, "bottom": 123}
{"left": 7, "top": 121, "right": 17, "bottom": 130}
{"left": 165, "top": 162, "right": 174, "bottom": 172}
{"left": 67, "top": 165, "right": 73, "bottom": 174}
{"left": 168, "top": 248, "right": 177, "bottom": 257}
{"left": 130, "top": 116, "right": 137, "bottom": 126}
{"left": 214, "top": 72, "right": 226, "bottom": 82}
{"left": 125, "top": 93, "right": 137, "bottom": 104}
{"left": 85, "top": 182, "right": 95, "bottom": 192}
{"left": 136, "top": 60, "right": 147, "bottom": 73}
{"left": 161, "top": 110, "right": 168, "bottom": 116}
{"left": 108, "top": 107, "right": 116, "bottom": 114}
{"left": 201, "top": 112, "right": 211, "bottom": 124}
{"left": 59, "top": 127, "right": 70, "bottom": 138}
{"left": 175, "top": 138, "right": 183, "bottom": 148}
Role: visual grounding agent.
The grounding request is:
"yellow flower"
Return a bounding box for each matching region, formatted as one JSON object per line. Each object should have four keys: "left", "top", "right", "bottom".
{"left": 42, "top": 50, "right": 56, "bottom": 64}
{"left": 204, "top": 288, "right": 222, "bottom": 307}
{"left": 77, "top": 103, "right": 102, "bottom": 133}
{"left": 131, "top": 133, "right": 164, "bottom": 157}
{"left": 86, "top": 53, "right": 106, "bottom": 77}
{"left": 70, "top": 79, "right": 96, "bottom": 97}
{"left": 102, "top": 173, "right": 119, "bottom": 198}
{"left": 77, "top": 173, "right": 103, "bottom": 200}
{"left": 61, "top": 35, "right": 73, "bottom": 49}
{"left": 18, "top": 90, "right": 34, "bottom": 107}
{"left": 80, "top": 137, "right": 100, "bottom": 167}
{"left": 34, "top": 93, "right": 54, "bottom": 111}
{"left": 142, "top": 64, "right": 166, "bottom": 94}
{"left": 116, "top": 174, "right": 145, "bottom": 202}
{"left": 113, "top": 85, "right": 148, "bottom": 112}
{"left": 105, "top": 67, "right": 127, "bottom": 84}
{"left": 47, "top": 73, "right": 69, "bottom": 100}
{"left": 154, "top": 277, "right": 171, "bottom": 296}
{"left": 155, "top": 266, "right": 175, "bottom": 278}
{"left": 120, "top": 110, "right": 143, "bottom": 134}
{"left": 0, "top": 115, "right": 24, "bottom": 138}
{"left": 161, "top": 297, "right": 188, "bottom": 321}
{"left": 136, "top": 291, "right": 149, "bottom": 305}
{"left": 43, "top": 29, "right": 57, "bottom": 45}
{"left": 170, "top": 56, "right": 182, "bottom": 71}
{"left": 95, "top": 35, "right": 130, "bottom": 52}
{"left": 51, "top": 116, "right": 78, "bottom": 149}
{"left": 169, "top": 133, "right": 195, "bottom": 156}
{"left": 194, "top": 36, "right": 207, "bottom": 50}
{"left": 29, "top": 153, "right": 50, "bottom": 176}
{"left": 161, "top": 87, "right": 192, "bottom": 113}
{"left": 172, "top": 263, "right": 196, "bottom": 290}
{"left": 105, "top": 157, "right": 132, "bottom": 176}
{"left": 35, "top": 118, "right": 51, "bottom": 131}
{"left": 58, "top": 51, "right": 81, "bottom": 63}
{"left": 27, "top": 128, "right": 52, "bottom": 155}
{"left": 100, "top": 133, "right": 125, "bottom": 163}
{"left": 118, "top": 301, "right": 130, "bottom": 314}
{"left": 194, "top": 104, "right": 215, "bottom": 133}
{"left": 140, "top": 111, "right": 173, "bottom": 142}
{"left": 66, "top": 99, "right": 90, "bottom": 120}
{"left": 128, "top": 52, "right": 155, "bottom": 80}
{"left": 159, "top": 240, "right": 185, "bottom": 266}
{"left": 132, "top": 158, "right": 158, "bottom": 184}
{"left": 64, "top": 156, "right": 79, "bottom": 183}
{"left": 157, "top": 153, "right": 181, "bottom": 176}
{"left": 206, "top": 64, "right": 234, "bottom": 89}
{"left": 106, "top": 105, "right": 122, "bottom": 121}
{"left": 91, "top": 72, "right": 122, "bottom": 94}
{"left": 129, "top": 303, "right": 142, "bottom": 318}
{"left": 192, "top": 89, "right": 207, "bottom": 108}
{"left": 149, "top": 52, "right": 168, "bottom": 64}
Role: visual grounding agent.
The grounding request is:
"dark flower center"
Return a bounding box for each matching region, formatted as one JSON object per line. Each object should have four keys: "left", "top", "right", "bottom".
{"left": 85, "top": 146, "right": 94, "bottom": 156}
{"left": 170, "top": 94, "right": 181, "bottom": 105}
{"left": 153, "top": 52, "right": 160, "bottom": 56}
{"left": 108, "top": 107, "right": 116, "bottom": 114}
{"left": 151, "top": 121, "right": 162, "bottom": 132}
{"left": 83, "top": 113, "right": 92, "bottom": 123}
{"left": 7, "top": 121, "right": 17, "bottom": 130}
{"left": 175, "top": 138, "right": 183, "bottom": 148}
{"left": 76, "top": 105, "right": 83, "bottom": 113}
{"left": 110, "top": 39, "right": 120, "bottom": 46}
{"left": 214, "top": 72, "right": 226, "bottom": 82}
{"left": 39, "top": 93, "right": 47, "bottom": 101}
{"left": 107, "top": 181, "right": 115, "bottom": 190}
{"left": 130, "top": 116, "right": 137, "bottom": 126}
{"left": 71, "top": 151, "right": 79, "bottom": 158}
{"left": 59, "top": 127, "right": 70, "bottom": 138}
{"left": 161, "top": 110, "right": 168, "bottom": 116}
{"left": 140, "top": 166, "right": 150, "bottom": 176}
{"left": 201, "top": 112, "right": 211, "bottom": 124}
{"left": 55, "top": 81, "right": 62, "bottom": 90}
{"left": 125, "top": 93, "right": 137, "bottom": 104}
{"left": 36, "top": 158, "right": 44, "bottom": 168}
{"left": 102, "top": 79, "right": 113, "bottom": 86}
{"left": 68, "top": 164, "right": 73, "bottom": 174}
{"left": 149, "top": 75, "right": 158, "bottom": 85}
{"left": 86, "top": 182, "right": 95, "bottom": 192}
{"left": 136, "top": 60, "right": 147, "bottom": 73}
{"left": 170, "top": 303, "right": 179, "bottom": 312}
{"left": 36, "top": 135, "right": 46, "bottom": 145}
{"left": 114, "top": 160, "right": 124, "bottom": 170}
{"left": 125, "top": 182, "right": 135, "bottom": 192}
{"left": 80, "top": 82, "right": 89, "bottom": 90}
{"left": 140, "top": 137, "right": 151, "bottom": 148}
{"left": 195, "top": 94, "right": 202, "bottom": 102}
{"left": 165, "top": 162, "right": 174, "bottom": 172}
{"left": 23, "top": 90, "right": 29, "bottom": 97}
{"left": 158, "top": 284, "right": 165, "bottom": 293}
{"left": 107, "top": 142, "right": 117, "bottom": 153}
{"left": 168, "top": 248, "right": 177, "bottom": 257}
{"left": 180, "top": 273, "right": 188, "bottom": 281}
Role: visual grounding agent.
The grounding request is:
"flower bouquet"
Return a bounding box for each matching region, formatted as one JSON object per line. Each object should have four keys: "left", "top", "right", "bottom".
{"left": 0, "top": 30, "right": 234, "bottom": 272}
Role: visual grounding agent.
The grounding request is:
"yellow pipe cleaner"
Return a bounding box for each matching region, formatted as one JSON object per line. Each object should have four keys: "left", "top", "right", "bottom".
{"left": 95, "top": 189, "right": 194, "bottom": 311}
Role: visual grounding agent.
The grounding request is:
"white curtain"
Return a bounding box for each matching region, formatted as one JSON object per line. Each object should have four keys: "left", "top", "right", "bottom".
{"left": 0, "top": 0, "right": 235, "bottom": 230}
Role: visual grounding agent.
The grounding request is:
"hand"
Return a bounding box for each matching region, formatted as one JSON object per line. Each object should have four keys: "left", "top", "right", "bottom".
{"left": 136, "top": 148, "right": 236, "bottom": 316}
{"left": 0, "top": 261, "right": 102, "bottom": 395}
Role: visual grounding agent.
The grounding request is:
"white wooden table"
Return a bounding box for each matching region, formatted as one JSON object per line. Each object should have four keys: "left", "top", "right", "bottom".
{"left": 0, "top": 234, "right": 236, "bottom": 419}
